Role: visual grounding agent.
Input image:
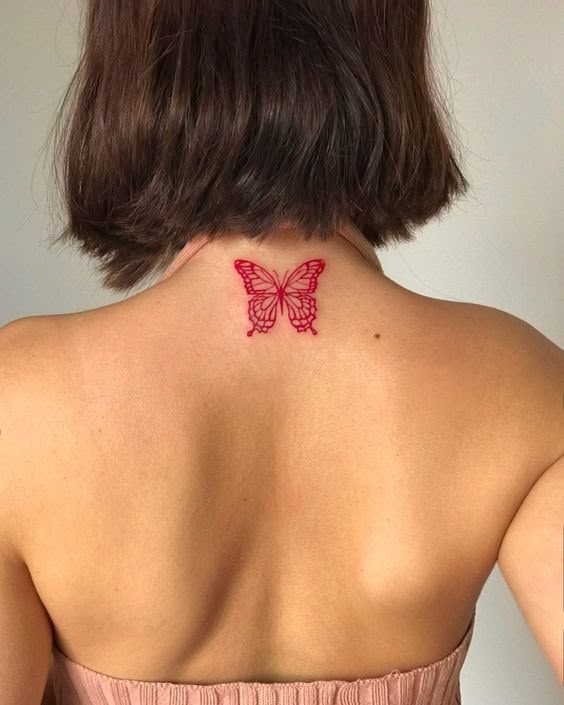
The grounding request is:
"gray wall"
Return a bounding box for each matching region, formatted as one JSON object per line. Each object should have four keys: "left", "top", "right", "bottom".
{"left": 1, "top": 2, "right": 562, "bottom": 702}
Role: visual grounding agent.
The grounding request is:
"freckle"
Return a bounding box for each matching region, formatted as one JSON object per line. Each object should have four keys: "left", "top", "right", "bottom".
{"left": 374, "top": 333, "right": 381, "bottom": 339}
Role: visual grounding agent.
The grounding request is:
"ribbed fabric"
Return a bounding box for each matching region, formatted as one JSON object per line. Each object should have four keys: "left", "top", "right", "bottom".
{"left": 50, "top": 612, "right": 475, "bottom": 705}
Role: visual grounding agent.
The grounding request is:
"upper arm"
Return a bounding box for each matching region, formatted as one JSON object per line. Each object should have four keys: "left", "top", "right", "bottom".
{"left": 0, "top": 542, "right": 54, "bottom": 705}
{"left": 497, "top": 454, "right": 564, "bottom": 685}
{"left": 0, "top": 317, "right": 56, "bottom": 705}
{"left": 492, "top": 308, "right": 564, "bottom": 685}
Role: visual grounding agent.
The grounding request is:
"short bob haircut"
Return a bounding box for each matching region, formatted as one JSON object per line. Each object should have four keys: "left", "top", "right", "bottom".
{"left": 48, "top": 0, "right": 469, "bottom": 293}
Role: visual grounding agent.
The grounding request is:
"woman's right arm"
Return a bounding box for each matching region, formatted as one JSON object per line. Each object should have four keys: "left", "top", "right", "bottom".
{"left": 496, "top": 319, "right": 564, "bottom": 685}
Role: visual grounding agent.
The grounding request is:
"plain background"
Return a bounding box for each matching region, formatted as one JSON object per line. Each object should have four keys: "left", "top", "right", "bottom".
{"left": 1, "top": 1, "right": 562, "bottom": 702}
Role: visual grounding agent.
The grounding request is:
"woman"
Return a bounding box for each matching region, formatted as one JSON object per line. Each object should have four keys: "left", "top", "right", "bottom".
{"left": 0, "top": 2, "right": 562, "bottom": 704}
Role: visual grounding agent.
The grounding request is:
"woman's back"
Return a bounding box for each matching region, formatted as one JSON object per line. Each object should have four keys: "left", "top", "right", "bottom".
{"left": 5, "top": 226, "right": 560, "bottom": 691}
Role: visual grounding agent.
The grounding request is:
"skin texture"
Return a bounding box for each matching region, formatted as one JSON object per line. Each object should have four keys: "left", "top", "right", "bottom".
{"left": 0, "top": 227, "right": 562, "bottom": 702}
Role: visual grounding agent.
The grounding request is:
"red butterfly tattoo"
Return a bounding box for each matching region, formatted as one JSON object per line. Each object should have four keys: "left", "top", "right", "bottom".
{"left": 233, "top": 258, "right": 326, "bottom": 336}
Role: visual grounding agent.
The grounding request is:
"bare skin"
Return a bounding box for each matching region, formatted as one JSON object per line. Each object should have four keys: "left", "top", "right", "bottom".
{"left": 2, "top": 227, "right": 562, "bottom": 687}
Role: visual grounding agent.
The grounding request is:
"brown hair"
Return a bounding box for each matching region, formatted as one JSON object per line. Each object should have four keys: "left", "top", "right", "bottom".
{"left": 47, "top": 0, "right": 469, "bottom": 294}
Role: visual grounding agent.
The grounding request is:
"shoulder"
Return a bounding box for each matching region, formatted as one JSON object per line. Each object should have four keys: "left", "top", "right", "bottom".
{"left": 407, "top": 291, "right": 562, "bottom": 370}
{"left": 414, "top": 294, "right": 563, "bottom": 371}
{"left": 457, "top": 301, "right": 563, "bottom": 385}
{"left": 0, "top": 314, "right": 70, "bottom": 394}
{"left": 0, "top": 311, "right": 94, "bottom": 428}
{"left": 0, "top": 315, "right": 59, "bottom": 404}
{"left": 0, "top": 309, "right": 106, "bottom": 386}
{"left": 401, "top": 292, "right": 563, "bottom": 463}
{"left": 442, "top": 300, "right": 563, "bottom": 460}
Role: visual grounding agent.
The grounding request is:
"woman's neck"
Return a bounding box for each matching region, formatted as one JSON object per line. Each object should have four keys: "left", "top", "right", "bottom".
{"left": 160, "top": 221, "right": 383, "bottom": 283}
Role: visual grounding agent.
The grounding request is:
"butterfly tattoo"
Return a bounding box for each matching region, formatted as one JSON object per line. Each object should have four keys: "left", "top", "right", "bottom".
{"left": 233, "top": 258, "right": 326, "bottom": 336}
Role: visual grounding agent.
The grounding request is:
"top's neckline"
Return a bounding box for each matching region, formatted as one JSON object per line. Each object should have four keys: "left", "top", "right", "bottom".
{"left": 159, "top": 221, "right": 381, "bottom": 283}
{"left": 51, "top": 611, "right": 475, "bottom": 690}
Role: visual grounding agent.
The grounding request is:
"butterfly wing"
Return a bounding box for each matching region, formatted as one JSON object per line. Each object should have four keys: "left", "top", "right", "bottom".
{"left": 233, "top": 259, "right": 280, "bottom": 336}
{"left": 281, "top": 259, "right": 326, "bottom": 334}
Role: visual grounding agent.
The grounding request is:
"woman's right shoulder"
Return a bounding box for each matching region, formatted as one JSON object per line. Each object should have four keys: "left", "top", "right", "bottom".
{"left": 454, "top": 299, "right": 563, "bottom": 374}
{"left": 444, "top": 299, "right": 563, "bottom": 460}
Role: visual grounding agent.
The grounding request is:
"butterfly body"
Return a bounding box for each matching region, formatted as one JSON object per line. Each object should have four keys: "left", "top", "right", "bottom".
{"left": 233, "top": 258, "right": 326, "bottom": 336}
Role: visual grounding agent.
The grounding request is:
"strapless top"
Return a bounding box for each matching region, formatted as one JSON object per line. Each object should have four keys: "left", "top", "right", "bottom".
{"left": 50, "top": 611, "right": 475, "bottom": 705}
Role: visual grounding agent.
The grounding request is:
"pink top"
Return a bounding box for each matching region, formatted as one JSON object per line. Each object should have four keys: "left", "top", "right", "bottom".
{"left": 49, "top": 225, "right": 476, "bottom": 703}
{"left": 50, "top": 612, "right": 475, "bottom": 705}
